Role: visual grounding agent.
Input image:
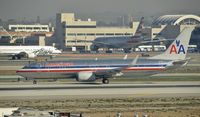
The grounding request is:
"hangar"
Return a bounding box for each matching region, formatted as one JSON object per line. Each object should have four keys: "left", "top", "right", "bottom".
{"left": 147, "top": 15, "right": 200, "bottom": 40}
{"left": 152, "top": 15, "right": 200, "bottom": 25}
{"left": 144, "top": 15, "right": 200, "bottom": 51}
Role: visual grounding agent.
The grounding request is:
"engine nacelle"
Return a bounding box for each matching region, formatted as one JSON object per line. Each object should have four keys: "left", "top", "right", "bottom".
{"left": 76, "top": 72, "right": 96, "bottom": 82}
{"left": 114, "top": 72, "right": 124, "bottom": 77}
{"left": 90, "top": 44, "right": 99, "bottom": 51}
{"left": 27, "top": 53, "right": 37, "bottom": 58}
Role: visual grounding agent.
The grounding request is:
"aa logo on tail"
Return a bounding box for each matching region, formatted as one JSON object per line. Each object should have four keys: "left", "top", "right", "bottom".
{"left": 170, "top": 40, "right": 185, "bottom": 54}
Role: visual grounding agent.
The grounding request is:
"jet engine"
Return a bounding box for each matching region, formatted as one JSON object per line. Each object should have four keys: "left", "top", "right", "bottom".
{"left": 123, "top": 48, "right": 132, "bottom": 53}
{"left": 76, "top": 72, "right": 96, "bottom": 82}
{"left": 27, "top": 53, "right": 37, "bottom": 58}
{"left": 11, "top": 52, "right": 37, "bottom": 60}
{"left": 90, "top": 44, "right": 99, "bottom": 51}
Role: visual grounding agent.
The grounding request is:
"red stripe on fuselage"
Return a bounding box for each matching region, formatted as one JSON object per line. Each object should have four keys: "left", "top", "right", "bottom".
{"left": 125, "top": 67, "right": 165, "bottom": 71}
{"left": 16, "top": 67, "right": 165, "bottom": 73}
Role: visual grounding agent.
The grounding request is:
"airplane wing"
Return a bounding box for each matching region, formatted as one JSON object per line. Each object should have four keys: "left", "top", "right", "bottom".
{"left": 94, "top": 55, "right": 139, "bottom": 78}
{"left": 92, "top": 41, "right": 112, "bottom": 46}
{"left": 140, "top": 39, "right": 174, "bottom": 44}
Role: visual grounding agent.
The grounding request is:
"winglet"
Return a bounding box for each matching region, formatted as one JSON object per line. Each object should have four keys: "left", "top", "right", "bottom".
{"left": 130, "top": 55, "right": 139, "bottom": 66}
{"left": 123, "top": 54, "right": 128, "bottom": 60}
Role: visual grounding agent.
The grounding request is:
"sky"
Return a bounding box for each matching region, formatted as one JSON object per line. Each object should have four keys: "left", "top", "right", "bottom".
{"left": 0, "top": 0, "right": 200, "bottom": 22}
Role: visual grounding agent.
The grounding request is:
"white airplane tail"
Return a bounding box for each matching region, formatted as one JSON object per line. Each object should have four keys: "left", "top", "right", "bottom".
{"left": 150, "top": 27, "right": 194, "bottom": 60}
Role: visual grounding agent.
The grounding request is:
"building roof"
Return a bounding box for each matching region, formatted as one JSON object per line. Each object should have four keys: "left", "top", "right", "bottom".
{"left": 152, "top": 15, "right": 200, "bottom": 25}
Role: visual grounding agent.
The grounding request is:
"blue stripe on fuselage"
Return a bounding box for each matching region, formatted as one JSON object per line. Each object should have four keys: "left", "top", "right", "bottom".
{"left": 24, "top": 64, "right": 167, "bottom": 69}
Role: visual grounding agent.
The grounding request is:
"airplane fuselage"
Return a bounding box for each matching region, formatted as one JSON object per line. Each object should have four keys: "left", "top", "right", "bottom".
{"left": 0, "top": 46, "right": 62, "bottom": 59}
{"left": 93, "top": 36, "right": 142, "bottom": 49}
{"left": 16, "top": 58, "right": 174, "bottom": 79}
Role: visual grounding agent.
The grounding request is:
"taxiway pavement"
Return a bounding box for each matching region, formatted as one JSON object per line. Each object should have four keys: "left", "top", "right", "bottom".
{"left": 0, "top": 82, "right": 199, "bottom": 98}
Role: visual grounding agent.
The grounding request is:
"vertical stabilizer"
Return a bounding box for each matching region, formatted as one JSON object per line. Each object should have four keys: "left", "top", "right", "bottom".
{"left": 150, "top": 27, "right": 194, "bottom": 60}
{"left": 134, "top": 17, "right": 144, "bottom": 37}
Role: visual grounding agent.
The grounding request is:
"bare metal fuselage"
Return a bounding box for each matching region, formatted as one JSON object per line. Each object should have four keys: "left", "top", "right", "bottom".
{"left": 16, "top": 58, "right": 174, "bottom": 79}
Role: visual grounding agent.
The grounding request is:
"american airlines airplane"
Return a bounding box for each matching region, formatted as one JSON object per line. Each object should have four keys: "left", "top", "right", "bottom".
{"left": 0, "top": 46, "right": 62, "bottom": 60}
{"left": 91, "top": 17, "right": 146, "bottom": 53}
{"left": 17, "top": 27, "right": 194, "bottom": 84}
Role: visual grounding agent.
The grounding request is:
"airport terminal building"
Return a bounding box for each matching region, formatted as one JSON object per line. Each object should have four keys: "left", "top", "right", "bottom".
{"left": 8, "top": 24, "right": 52, "bottom": 32}
{"left": 56, "top": 13, "right": 139, "bottom": 51}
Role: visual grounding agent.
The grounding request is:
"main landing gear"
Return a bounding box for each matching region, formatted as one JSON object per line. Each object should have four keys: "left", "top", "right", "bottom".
{"left": 12, "top": 55, "right": 21, "bottom": 60}
{"left": 33, "top": 80, "right": 37, "bottom": 84}
{"left": 102, "top": 79, "right": 109, "bottom": 84}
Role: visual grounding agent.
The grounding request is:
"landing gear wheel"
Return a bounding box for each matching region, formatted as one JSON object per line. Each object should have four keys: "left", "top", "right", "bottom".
{"left": 17, "top": 56, "right": 21, "bottom": 59}
{"left": 102, "top": 79, "right": 109, "bottom": 84}
{"left": 53, "top": 78, "right": 57, "bottom": 82}
{"left": 124, "top": 48, "right": 132, "bottom": 53}
{"left": 12, "top": 56, "right": 16, "bottom": 60}
{"left": 92, "top": 45, "right": 99, "bottom": 51}
{"left": 33, "top": 80, "right": 37, "bottom": 84}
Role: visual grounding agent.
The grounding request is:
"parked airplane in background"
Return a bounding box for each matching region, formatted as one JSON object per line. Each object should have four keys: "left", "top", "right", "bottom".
{"left": 0, "top": 46, "right": 62, "bottom": 60}
{"left": 91, "top": 17, "right": 145, "bottom": 53}
{"left": 91, "top": 17, "right": 171, "bottom": 53}
{"left": 17, "top": 27, "right": 194, "bottom": 84}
